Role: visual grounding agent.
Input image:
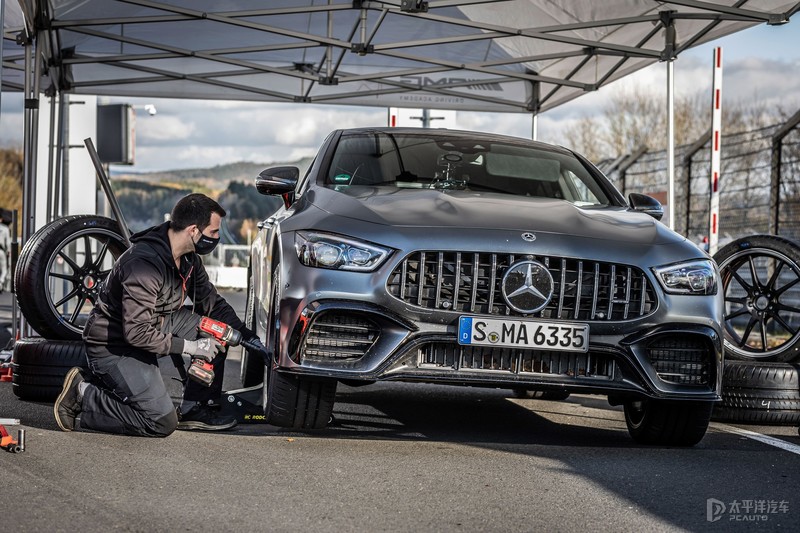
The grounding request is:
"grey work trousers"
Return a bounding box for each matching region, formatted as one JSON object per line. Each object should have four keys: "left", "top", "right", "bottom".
{"left": 79, "top": 308, "right": 228, "bottom": 437}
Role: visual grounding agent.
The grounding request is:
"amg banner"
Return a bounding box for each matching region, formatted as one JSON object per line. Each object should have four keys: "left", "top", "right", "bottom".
{"left": 317, "top": 70, "right": 533, "bottom": 112}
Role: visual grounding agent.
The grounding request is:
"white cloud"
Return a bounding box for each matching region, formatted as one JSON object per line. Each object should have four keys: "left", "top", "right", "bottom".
{"left": 138, "top": 114, "right": 196, "bottom": 141}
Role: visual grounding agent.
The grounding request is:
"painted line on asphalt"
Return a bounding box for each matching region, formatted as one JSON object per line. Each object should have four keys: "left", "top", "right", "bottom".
{"left": 712, "top": 423, "right": 800, "bottom": 456}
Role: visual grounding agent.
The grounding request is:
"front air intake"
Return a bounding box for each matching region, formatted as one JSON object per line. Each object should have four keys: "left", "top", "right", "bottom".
{"left": 301, "top": 312, "right": 380, "bottom": 361}
{"left": 646, "top": 336, "right": 712, "bottom": 386}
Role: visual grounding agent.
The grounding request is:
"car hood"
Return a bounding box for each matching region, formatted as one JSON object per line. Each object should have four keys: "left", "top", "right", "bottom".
{"left": 306, "top": 186, "right": 681, "bottom": 245}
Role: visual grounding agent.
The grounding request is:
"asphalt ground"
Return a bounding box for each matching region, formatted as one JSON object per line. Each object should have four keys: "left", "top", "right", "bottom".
{"left": 1, "top": 289, "right": 800, "bottom": 532}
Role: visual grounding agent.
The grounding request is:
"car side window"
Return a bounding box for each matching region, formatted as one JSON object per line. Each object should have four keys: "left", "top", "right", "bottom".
{"left": 562, "top": 170, "right": 602, "bottom": 205}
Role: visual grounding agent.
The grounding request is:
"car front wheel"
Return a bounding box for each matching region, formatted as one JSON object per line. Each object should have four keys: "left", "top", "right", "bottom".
{"left": 624, "top": 399, "right": 713, "bottom": 446}
{"left": 261, "top": 267, "right": 337, "bottom": 429}
{"left": 240, "top": 265, "right": 265, "bottom": 387}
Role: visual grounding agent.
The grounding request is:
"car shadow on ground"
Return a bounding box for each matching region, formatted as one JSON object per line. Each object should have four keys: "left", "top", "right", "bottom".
{"left": 241, "top": 382, "right": 632, "bottom": 447}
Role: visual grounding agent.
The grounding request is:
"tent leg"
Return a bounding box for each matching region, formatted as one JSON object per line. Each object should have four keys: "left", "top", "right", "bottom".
{"left": 20, "top": 30, "right": 42, "bottom": 338}
{"left": 667, "top": 58, "right": 675, "bottom": 230}
{"left": 22, "top": 31, "right": 41, "bottom": 243}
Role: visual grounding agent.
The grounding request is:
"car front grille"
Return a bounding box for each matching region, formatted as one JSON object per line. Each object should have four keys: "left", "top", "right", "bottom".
{"left": 301, "top": 312, "right": 380, "bottom": 361}
{"left": 418, "top": 342, "right": 615, "bottom": 379}
{"left": 646, "top": 336, "right": 712, "bottom": 386}
{"left": 387, "top": 251, "right": 657, "bottom": 321}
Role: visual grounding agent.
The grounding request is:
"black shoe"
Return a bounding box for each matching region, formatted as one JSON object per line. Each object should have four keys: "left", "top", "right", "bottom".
{"left": 177, "top": 405, "right": 237, "bottom": 432}
{"left": 54, "top": 367, "right": 85, "bottom": 431}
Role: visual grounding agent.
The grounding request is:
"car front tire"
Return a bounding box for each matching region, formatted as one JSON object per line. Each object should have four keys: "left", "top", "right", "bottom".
{"left": 624, "top": 399, "right": 713, "bottom": 446}
{"left": 260, "top": 267, "right": 337, "bottom": 429}
{"left": 240, "top": 265, "right": 265, "bottom": 387}
{"left": 264, "top": 364, "right": 337, "bottom": 430}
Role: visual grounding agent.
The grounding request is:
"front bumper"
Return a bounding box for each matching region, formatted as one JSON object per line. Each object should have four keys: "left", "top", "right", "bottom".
{"left": 275, "top": 299, "right": 723, "bottom": 402}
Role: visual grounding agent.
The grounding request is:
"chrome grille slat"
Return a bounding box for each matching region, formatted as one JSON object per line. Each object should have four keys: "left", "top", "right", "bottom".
{"left": 435, "top": 252, "right": 443, "bottom": 309}
{"left": 488, "top": 255, "right": 497, "bottom": 312}
{"left": 453, "top": 253, "right": 462, "bottom": 310}
{"left": 417, "top": 252, "right": 426, "bottom": 307}
{"left": 400, "top": 260, "right": 407, "bottom": 300}
{"left": 557, "top": 258, "right": 566, "bottom": 318}
{"left": 574, "top": 262, "right": 583, "bottom": 319}
{"left": 470, "top": 253, "right": 479, "bottom": 312}
{"left": 623, "top": 267, "right": 632, "bottom": 320}
{"left": 640, "top": 278, "right": 647, "bottom": 315}
{"left": 592, "top": 264, "right": 599, "bottom": 319}
{"left": 506, "top": 255, "right": 514, "bottom": 316}
{"left": 608, "top": 265, "right": 616, "bottom": 319}
{"left": 388, "top": 251, "right": 657, "bottom": 322}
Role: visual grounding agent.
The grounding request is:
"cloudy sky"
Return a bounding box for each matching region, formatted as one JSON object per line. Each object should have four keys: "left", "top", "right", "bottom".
{"left": 1, "top": 21, "right": 798, "bottom": 172}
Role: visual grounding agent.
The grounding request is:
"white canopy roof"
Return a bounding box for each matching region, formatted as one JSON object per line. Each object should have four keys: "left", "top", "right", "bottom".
{"left": 3, "top": 0, "right": 799, "bottom": 112}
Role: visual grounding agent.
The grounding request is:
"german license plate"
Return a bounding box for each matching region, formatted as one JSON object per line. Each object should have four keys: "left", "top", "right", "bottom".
{"left": 458, "top": 316, "right": 589, "bottom": 352}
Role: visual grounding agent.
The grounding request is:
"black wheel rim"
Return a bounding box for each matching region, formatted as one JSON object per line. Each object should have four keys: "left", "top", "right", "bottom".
{"left": 45, "top": 229, "right": 125, "bottom": 336}
{"left": 719, "top": 248, "right": 800, "bottom": 359}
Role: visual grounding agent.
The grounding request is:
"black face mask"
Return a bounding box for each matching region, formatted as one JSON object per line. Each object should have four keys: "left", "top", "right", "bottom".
{"left": 193, "top": 231, "right": 219, "bottom": 255}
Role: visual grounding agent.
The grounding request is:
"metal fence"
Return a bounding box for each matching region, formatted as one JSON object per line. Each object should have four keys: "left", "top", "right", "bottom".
{"left": 599, "top": 109, "right": 800, "bottom": 246}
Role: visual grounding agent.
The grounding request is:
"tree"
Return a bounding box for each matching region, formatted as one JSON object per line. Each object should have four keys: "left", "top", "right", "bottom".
{"left": 560, "top": 87, "right": 776, "bottom": 163}
{"left": 0, "top": 148, "right": 24, "bottom": 226}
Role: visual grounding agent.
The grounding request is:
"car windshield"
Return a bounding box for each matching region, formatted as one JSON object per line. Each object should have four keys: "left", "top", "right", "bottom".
{"left": 324, "top": 132, "right": 611, "bottom": 206}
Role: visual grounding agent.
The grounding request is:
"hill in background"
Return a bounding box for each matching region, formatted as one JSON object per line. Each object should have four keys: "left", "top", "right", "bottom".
{"left": 110, "top": 157, "right": 312, "bottom": 241}
{"left": 111, "top": 157, "right": 314, "bottom": 191}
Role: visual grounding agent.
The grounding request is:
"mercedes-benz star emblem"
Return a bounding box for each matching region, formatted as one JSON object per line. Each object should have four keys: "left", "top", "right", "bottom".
{"left": 501, "top": 260, "right": 554, "bottom": 314}
{"left": 521, "top": 232, "right": 536, "bottom": 242}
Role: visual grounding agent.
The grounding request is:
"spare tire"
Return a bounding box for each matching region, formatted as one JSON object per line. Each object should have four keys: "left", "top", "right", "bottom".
{"left": 714, "top": 234, "right": 800, "bottom": 363}
{"left": 15, "top": 215, "right": 128, "bottom": 340}
{"left": 11, "top": 337, "right": 88, "bottom": 401}
{"left": 712, "top": 360, "right": 800, "bottom": 425}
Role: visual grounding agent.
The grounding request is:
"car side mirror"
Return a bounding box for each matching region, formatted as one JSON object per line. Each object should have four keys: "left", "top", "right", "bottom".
{"left": 256, "top": 166, "right": 299, "bottom": 207}
{"left": 628, "top": 193, "right": 663, "bottom": 221}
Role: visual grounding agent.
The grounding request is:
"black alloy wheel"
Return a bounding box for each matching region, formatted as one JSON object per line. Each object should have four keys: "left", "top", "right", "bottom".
{"left": 15, "top": 215, "right": 128, "bottom": 340}
{"left": 715, "top": 235, "right": 800, "bottom": 363}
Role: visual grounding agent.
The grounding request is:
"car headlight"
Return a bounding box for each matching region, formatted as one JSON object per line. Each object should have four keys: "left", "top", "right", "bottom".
{"left": 653, "top": 259, "right": 717, "bottom": 295}
{"left": 295, "top": 231, "right": 391, "bottom": 272}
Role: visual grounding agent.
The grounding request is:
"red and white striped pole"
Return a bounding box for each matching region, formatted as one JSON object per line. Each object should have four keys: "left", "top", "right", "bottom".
{"left": 708, "top": 47, "right": 723, "bottom": 255}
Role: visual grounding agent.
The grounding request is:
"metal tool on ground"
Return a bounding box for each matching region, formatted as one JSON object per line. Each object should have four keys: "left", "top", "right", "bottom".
{"left": 188, "top": 317, "right": 266, "bottom": 387}
{"left": 1, "top": 424, "right": 24, "bottom": 453}
{"left": 219, "top": 385, "right": 269, "bottom": 424}
{"left": 1, "top": 351, "right": 12, "bottom": 382}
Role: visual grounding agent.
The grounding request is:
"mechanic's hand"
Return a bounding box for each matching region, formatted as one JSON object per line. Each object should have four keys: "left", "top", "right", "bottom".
{"left": 244, "top": 335, "right": 267, "bottom": 355}
{"left": 182, "top": 338, "right": 223, "bottom": 362}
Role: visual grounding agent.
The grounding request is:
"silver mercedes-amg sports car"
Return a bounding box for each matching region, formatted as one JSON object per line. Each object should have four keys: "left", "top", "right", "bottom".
{"left": 245, "top": 127, "right": 723, "bottom": 446}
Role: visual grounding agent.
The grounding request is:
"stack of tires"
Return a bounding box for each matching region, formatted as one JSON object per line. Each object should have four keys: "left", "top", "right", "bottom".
{"left": 712, "top": 235, "right": 800, "bottom": 426}
{"left": 11, "top": 216, "right": 128, "bottom": 401}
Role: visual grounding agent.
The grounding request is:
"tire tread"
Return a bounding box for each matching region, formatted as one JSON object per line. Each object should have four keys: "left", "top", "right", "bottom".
{"left": 12, "top": 338, "right": 88, "bottom": 401}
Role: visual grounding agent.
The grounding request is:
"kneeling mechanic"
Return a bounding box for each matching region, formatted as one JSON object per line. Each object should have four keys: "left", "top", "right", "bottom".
{"left": 54, "top": 193, "right": 264, "bottom": 436}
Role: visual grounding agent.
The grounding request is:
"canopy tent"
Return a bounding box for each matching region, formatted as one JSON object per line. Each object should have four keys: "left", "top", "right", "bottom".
{"left": 3, "top": 0, "right": 799, "bottom": 113}
{"left": 1, "top": 0, "right": 799, "bottom": 241}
